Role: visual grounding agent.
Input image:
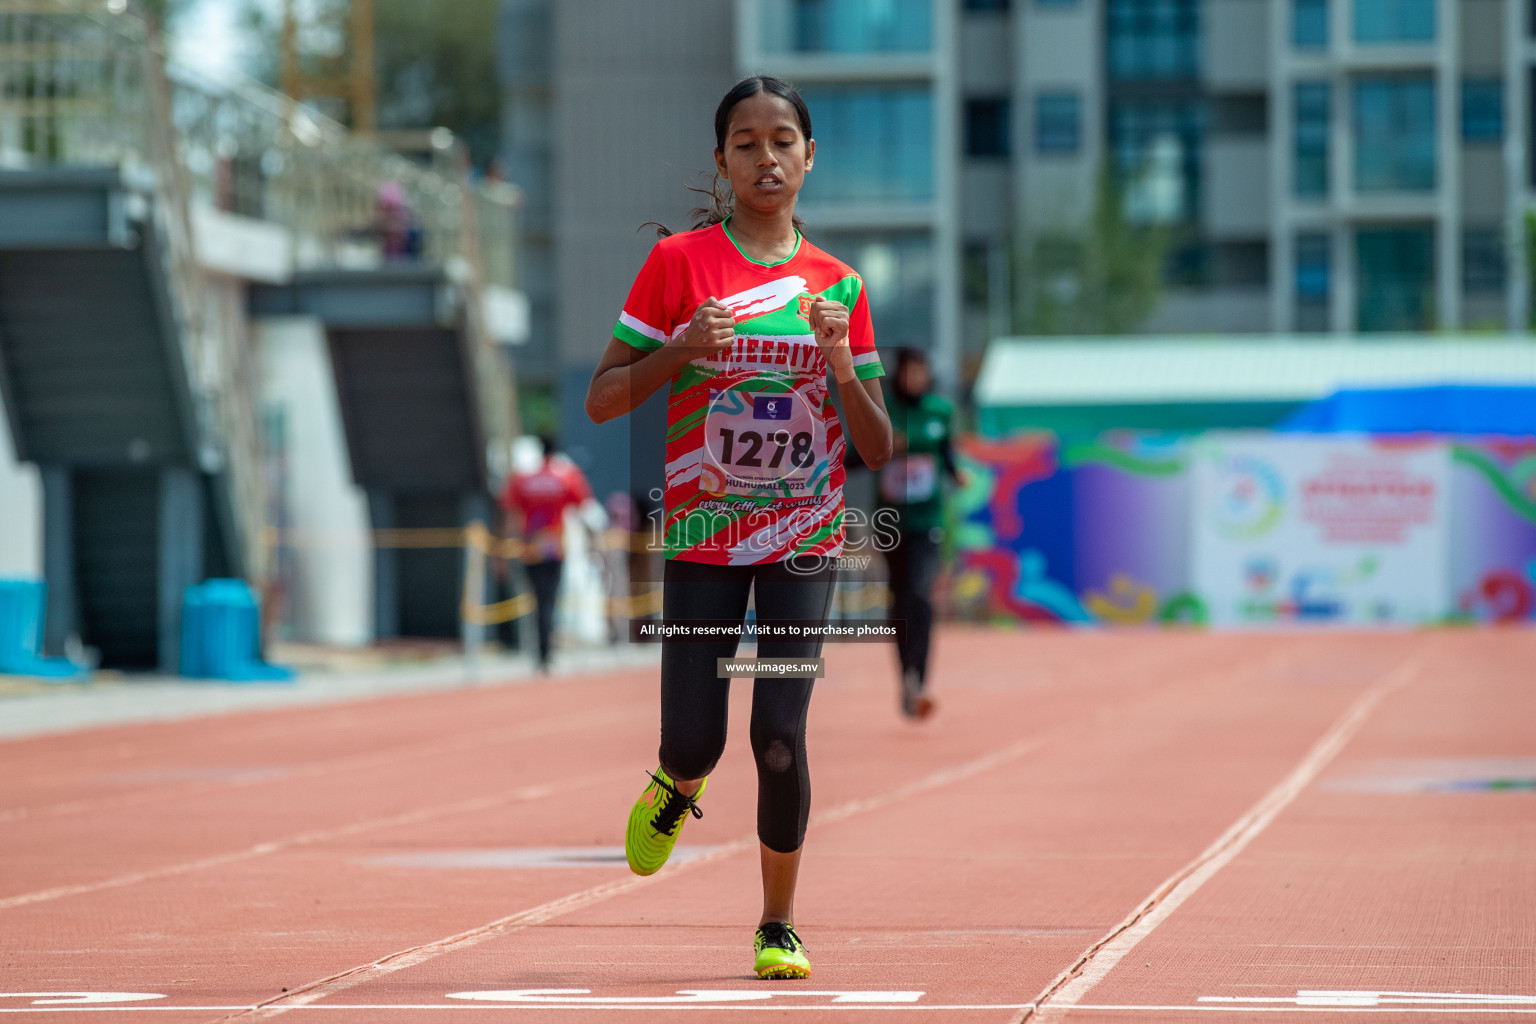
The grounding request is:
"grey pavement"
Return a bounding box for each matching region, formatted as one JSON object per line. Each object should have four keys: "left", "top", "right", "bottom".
{"left": 0, "top": 643, "right": 661, "bottom": 742}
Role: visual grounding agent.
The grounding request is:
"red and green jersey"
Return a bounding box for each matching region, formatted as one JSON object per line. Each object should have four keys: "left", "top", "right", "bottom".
{"left": 614, "top": 220, "right": 883, "bottom": 565}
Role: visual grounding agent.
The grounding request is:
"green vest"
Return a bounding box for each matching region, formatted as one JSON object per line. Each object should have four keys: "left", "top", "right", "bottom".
{"left": 876, "top": 393, "right": 953, "bottom": 534}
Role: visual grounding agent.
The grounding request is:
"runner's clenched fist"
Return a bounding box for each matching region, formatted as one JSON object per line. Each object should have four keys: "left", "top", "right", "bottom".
{"left": 807, "top": 296, "right": 852, "bottom": 380}
{"left": 675, "top": 296, "right": 735, "bottom": 354}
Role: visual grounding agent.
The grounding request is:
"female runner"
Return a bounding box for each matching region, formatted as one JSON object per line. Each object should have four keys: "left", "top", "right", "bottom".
{"left": 585, "top": 75, "right": 892, "bottom": 979}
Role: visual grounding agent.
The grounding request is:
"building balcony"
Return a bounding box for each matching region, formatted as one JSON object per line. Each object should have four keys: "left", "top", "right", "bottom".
{"left": 740, "top": 51, "right": 939, "bottom": 82}
{"left": 1205, "top": 137, "right": 1270, "bottom": 238}
{"left": 796, "top": 199, "right": 937, "bottom": 231}
{"left": 1205, "top": 0, "right": 1268, "bottom": 91}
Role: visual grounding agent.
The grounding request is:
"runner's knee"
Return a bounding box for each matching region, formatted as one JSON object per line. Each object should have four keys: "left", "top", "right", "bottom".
{"left": 750, "top": 716, "right": 802, "bottom": 775}
{"left": 659, "top": 733, "right": 725, "bottom": 783}
{"left": 753, "top": 727, "right": 810, "bottom": 853}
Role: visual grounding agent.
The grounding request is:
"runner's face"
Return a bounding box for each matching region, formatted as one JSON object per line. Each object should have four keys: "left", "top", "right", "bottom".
{"left": 715, "top": 92, "right": 814, "bottom": 218}
{"left": 900, "top": 361, "right": 931, "bottom": 396}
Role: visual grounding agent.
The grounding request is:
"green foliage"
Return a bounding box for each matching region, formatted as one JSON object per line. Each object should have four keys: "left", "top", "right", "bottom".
{"left": 516, "top": 381, "right": 559, "bottom": 439}
{"left": 235, "top": 0, "right": 502, "bottom": 167}
{"left": 234, "top": 0, "right": 345, "bottom": 99}
{"left": 374, "top": 0, "right": 502, "bottom": 166}
{"left": 1015, "top": 171, "right": 1171, "bottom": 336}
{"left": 1525, "top": 209, "right": 1536, "bottom": 328}
{"left": 135, "top": 0, "right": 194, "bottom": 31}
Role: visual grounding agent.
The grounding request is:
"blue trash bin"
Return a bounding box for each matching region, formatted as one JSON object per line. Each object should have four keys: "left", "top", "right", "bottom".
{"left": 0, "top": 578, "right": 85, "bottom": 680}
{"left": 180, "top": 579, "right": 294, "bottom": 683}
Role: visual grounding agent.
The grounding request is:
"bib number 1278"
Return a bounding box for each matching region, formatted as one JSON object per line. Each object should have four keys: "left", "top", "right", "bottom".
{"left": 716, "top": 428, "right": 814, "bottom": 470}
{"left": 701, "top": 389, "right": 826, "bottom": 496}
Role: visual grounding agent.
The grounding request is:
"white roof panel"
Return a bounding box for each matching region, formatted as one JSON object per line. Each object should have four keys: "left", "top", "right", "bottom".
{"left": 974, "top": 337, "right": 1536, "bottom": 407}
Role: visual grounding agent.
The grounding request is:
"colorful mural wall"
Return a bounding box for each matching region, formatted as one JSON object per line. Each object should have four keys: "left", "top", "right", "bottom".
{"left": 949, "top": 432, "right": 1536, "bottom": 627}
{"left": 1448, "top": 439, "right": 1536, "bottom": 623}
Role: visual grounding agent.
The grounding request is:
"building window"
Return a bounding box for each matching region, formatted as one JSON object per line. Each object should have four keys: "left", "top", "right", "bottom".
{"left": 1107, "top": 0, "right": 1200, "bottom": 80}
{"left": 1354, "top": 0, "right": 1434, "bottom": 43}
{"left": 1295, "top": 232, "right": 1331, "bottom": 332}
{"left": 963, "top": 241, "right": 991, "bottom": 305}
{"left": 1461, "top": 79, "right": 1504, "bottom": 143}
{"left": 1531, "top": 69, "right": 1536, "bottom": 187}
{"left": 817, "top": 231, "right": 936, "bottom": 345}
{"left": 966, "top": 97, "right": 1012, "bottom": 157}
{"left": 760, "top": 0, "right": 932, "bottom": 54}
{"left": 798, "top": 87, "right": 934, "bottom": 202}
{"left": 1213, "top": 95, "right": 1268, "bottom": 136}
{"left": 1463, "top": 229, "right": 1507, "bottom": 293}
{"left": 964, "top": 0, "right": 1011, "bottom": 10}
{"left": 1354, "top": 76, "right": 1436, "bottom": 192}
{"left": 1210, "top": 241, "right": 1269, "bottom": 287}
{"left": 1109, "top": 99, "right": 1204, "bottom": 222}
{"left": 1293, "top": 82, "right": 1330, "bottom": 197}
{"left": 1357, "top": 226, "right": 1435, "bottom": 331}
{"left": 1034, "top": 93, "right": 1079, "bottom": 154}
{"left": 1293, "top": 0, "right": 1328, "bottom": 48}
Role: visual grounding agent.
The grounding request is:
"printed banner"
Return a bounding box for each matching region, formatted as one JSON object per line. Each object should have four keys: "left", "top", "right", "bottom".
{"left": 947, "top": 431, "right": 1536, "bottom": 629}
{"left": 1191, "top": 435, "right": 1449, "bottom": 626}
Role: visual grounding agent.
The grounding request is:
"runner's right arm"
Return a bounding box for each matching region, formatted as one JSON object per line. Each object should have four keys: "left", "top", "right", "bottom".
{"left": 584, "top": 298, "right": 735, "bottom": 424}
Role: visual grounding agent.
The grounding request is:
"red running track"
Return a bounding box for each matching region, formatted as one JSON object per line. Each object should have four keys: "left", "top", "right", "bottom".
{"left": 0, "top": 629, "right": 1532, "bottom": 1022}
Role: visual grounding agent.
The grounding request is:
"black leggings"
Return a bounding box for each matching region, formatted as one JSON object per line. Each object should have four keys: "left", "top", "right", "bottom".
{"left": 524, "top": 559, "right": 562, "bottom": 668}
{"left": 659, "top": 555, "right": 837, "bottom": 854}
{"left": 885, "top": 529, "right": 940, "bottom": 687}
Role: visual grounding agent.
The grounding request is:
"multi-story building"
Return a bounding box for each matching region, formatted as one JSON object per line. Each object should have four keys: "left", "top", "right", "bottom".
{"left": 498, "top": 0, "right": 736, "bottom": 495}
{"left": 1007, "top": 0, "right": 1527, "bottom": 336}
{"left": 499, "top": 0, "right": 1529, "bottom": 494}
{"left": 1266, "top": 0, "right": 1525, "bottom": 333}
{"left": 738, "top": 0, "right": 963, "bottom": 389}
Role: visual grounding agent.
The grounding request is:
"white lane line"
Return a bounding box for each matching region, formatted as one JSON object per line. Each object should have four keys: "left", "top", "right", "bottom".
{"left": 1013, "top": 658, "right": 1419, "bottom": 1024}
{"left": 214, "top": 736, "right": 1048, "bottom": 1021}
{"left": 1065, "top": 1007, "right": 1536, "bottom": 1016}
{"left": 0, "top": 770, "right": 624, "bottom": 911}
{"left": 0, "top": 703, "right": 640, "bottom": 826}
{"left": 0, "top": 1009, "right": 256, "bottom": 1014}
{"left": 1202, "top": 991, "right": 1536, "bottom": 1007}
{"left": 6, "top": 1002, "right": 1536, "bottom": 1014}
{"left": 444, "top": 989, "right": 923, "bottom": 1004}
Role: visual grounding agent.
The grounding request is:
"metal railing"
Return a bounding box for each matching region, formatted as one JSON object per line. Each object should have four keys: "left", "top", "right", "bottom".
{"left": 0, "top": 0, "right": 520, "bottom": 580}
{"left": 0, "top": 0, "right": 518, "bottom": 275}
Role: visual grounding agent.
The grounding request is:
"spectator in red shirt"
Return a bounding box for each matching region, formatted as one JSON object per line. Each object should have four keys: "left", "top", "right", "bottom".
{"left": 501, "top": 437, "right": 593, "bottom": 671}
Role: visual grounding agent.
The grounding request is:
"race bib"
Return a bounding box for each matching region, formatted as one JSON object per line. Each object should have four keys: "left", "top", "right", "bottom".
{"left": 700, "top": 388, "right": 827, "bottom": 497}
{"left": 879, "top": 453, "right": 937, "bottom": 504}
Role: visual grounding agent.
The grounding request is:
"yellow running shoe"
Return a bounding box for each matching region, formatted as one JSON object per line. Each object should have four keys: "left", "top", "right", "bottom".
{"left": 624, "top": 768, "right": 705, "bottom": 876}
{"left": 754, "top": 921, "right": 810, "bottom": 979}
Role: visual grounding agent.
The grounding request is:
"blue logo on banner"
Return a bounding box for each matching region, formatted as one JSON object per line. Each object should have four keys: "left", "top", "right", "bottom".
{"left": 753, "top": 395, "right": 792, "bottom": 421}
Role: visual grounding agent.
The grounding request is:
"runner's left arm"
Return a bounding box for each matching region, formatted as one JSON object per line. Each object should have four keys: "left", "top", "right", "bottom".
{"left": 840, "top": 377, "right": 892, "bottom": 471}
{"left": 939, "top": 409, "right": 961, "bottom": 485}
{"left": 941, "top": 436, "right": 961, "bottom": 485}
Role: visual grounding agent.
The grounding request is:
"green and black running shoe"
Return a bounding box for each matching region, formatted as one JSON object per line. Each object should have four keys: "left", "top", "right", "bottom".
{"left": 754, "top": 921, "right": 811, "bottom": 979}
{"left": 624, "top": 767, "right": 705, "bottom": 876}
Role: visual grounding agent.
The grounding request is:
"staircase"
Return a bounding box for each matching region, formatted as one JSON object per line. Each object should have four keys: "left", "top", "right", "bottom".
{"left": 0, "top": 167, "right": 240, "bottom": 667}
{"left": 0, "top": 0, "right": 264, "bottom": 668}
{"left": 0, "top": 0, "right": 519, "bottom": 660}
{"left": 252, "top": 266, "right": 503, "bottom": 640}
